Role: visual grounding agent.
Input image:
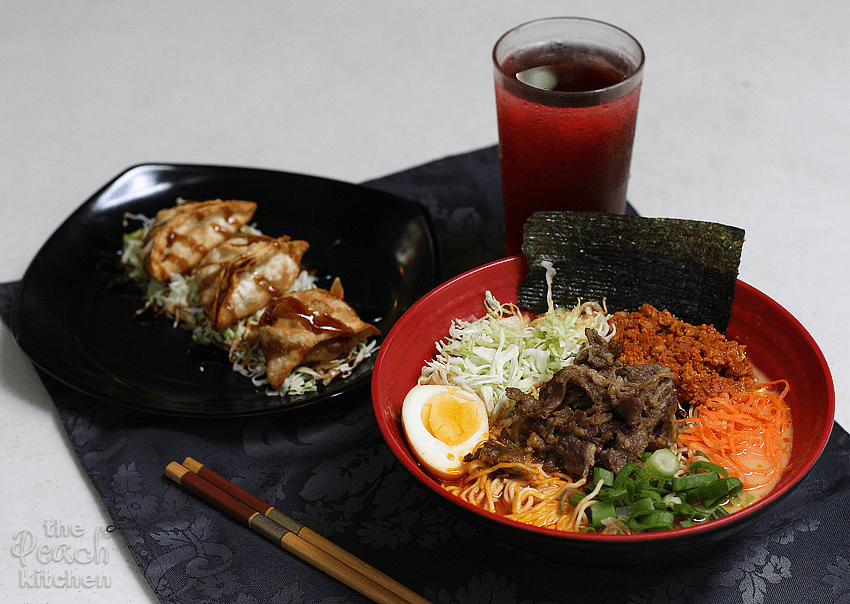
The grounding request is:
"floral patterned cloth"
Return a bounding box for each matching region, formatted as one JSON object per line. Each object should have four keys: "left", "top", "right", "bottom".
{"left": 3, "top": 146, "right": 850, "bottom": 604}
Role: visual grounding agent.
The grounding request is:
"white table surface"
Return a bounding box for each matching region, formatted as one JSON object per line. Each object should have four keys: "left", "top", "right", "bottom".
{"left": 2, "top": 1, "right": 848, "bottom": 602}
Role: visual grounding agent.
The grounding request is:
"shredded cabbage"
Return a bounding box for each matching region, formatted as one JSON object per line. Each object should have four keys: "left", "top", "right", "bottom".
{"left": 419, "top": 291, "right": 611, "bottom": 418}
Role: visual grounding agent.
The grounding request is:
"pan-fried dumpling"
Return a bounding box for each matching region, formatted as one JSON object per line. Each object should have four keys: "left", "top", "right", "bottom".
{"left": 141, "top": 199, "right": 257, "bottom": 282}
{"left": 258, "top": 288, "right": 380, "bottom": 390}
{"left": 193, "top": 234, "right": 310, "bottom": 330}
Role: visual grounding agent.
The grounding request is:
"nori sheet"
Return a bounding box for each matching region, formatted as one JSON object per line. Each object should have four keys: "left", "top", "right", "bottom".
{"left": 517, "top": 212, "right": 745, "bottom": 332}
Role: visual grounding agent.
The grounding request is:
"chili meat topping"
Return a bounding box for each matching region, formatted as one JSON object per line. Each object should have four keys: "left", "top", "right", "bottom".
{"left": 609, "top": 304, "right": 755, "bottom": 407}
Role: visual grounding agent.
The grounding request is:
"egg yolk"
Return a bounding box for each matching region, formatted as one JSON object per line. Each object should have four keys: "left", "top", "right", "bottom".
{"left": 420, "top": 391, "right": 483, "bottom": 446}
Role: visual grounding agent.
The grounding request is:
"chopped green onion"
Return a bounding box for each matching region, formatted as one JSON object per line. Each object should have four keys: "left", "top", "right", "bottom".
{"left": 672, "top": 471, "right": 718, "bottom": 491}
{"left": 637, "top": 488, "right": 663, "bottom": 502}
{"left": 644, "top": 448, "right": 680, "bottom": 479}
{"left": 598, "top": 486, "right": 629, "bottom": 504}
{"left": 725, "top": 476, "right": 744, "bottom": 498}
{"left": 662, "top": 493, "right": 682, "bottom": 506}
{"left": 614, "top": 462, "right": 640, "bottom": 488}
{"left": 568, "top": 493, "right": 585, "bottom": 507}
{"left": 686, "top": 477, "right": 733, "bottom": 504}
{"left": 689, "top": 459, "right": 729, "bottom": 479}
{"left": 593, "top": 466, "right": 615, "bottom": 487}
{"left": 629, "top": 510, "right": 676, "bottom": 531}
{"left": 590, "top": 501, "right": 616, "bottom": 527}
{"left": 629, "top": 497, "right": 657, "bottom": 517}
{"left": 568, "top": 450, "right": 742, "bottom": 533}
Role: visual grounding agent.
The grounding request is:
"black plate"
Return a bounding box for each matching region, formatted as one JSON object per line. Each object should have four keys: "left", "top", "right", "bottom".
{"left": 11, "top": 163, "right": 437, "bottom": 416}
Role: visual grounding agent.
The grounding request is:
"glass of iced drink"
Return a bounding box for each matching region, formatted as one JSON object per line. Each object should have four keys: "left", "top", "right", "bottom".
{"left": 494, "top": 17, "right": 645, "bottom": 255}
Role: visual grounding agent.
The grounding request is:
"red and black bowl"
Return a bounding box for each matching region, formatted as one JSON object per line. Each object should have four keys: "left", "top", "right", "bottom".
{"left": 371, "top": 255, "right": 835, "bottom": 565}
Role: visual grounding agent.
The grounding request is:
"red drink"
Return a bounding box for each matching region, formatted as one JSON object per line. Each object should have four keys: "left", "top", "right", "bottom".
{"left": 493, "top": 19, "right": 644, "bottom": 255}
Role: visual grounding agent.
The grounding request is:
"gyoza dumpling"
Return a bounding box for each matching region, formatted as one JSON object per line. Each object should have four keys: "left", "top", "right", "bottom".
{"left": 141, "top": 199, "right": 257, "bottom": 282}
{"left": 193, "top": 234, "right": 310, "bottom": 330}
{"left": 258, "top": 288, "right": 380, "bottom": 390}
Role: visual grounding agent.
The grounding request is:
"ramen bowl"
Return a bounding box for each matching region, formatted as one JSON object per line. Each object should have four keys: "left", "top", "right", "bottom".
{"left": 371, "top": 255, "right": 835, "bottom": 565}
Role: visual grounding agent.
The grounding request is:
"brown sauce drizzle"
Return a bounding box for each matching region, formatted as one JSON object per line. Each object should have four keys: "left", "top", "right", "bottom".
{"left": 262, "top": 296, "right": 352, "bottom": 337}
{"left": 163, "top": 231, "right": 208, "bottom": 273}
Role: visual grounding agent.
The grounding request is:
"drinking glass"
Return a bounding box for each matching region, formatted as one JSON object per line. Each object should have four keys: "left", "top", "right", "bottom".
{"left": 494, "top": 17, "right": 645, "bottom": 254}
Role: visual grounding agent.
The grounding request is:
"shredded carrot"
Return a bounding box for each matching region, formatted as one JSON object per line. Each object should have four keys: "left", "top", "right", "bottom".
{"left": 677, "top": 381, "right": 791, "bottom": 491}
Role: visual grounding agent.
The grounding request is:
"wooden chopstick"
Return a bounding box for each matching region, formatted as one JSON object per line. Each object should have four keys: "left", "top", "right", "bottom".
{"left": 166, "top": 461, "right": 428, "bottom": 604}
{"left": 181, "top": 457, "right": 429, "bottom": 604}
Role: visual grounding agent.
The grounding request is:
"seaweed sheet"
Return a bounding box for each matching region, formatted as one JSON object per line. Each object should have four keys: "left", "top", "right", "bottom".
{"left": 517, "top": 212, "right": 745, "bottom": 332}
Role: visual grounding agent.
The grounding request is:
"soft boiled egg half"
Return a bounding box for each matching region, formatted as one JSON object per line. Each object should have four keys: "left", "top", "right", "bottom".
{"left": 401, "top": 384, "right": 490, "bottom": 480}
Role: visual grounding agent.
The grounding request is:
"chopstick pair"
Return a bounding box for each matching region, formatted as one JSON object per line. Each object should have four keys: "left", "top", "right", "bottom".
{"left": 165, "top": 457, "right": 428, "bottom": 604}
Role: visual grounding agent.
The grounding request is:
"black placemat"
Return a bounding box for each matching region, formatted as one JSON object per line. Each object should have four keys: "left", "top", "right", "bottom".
{"left": 4, "top": 146, "right": 849, "bottom": 604}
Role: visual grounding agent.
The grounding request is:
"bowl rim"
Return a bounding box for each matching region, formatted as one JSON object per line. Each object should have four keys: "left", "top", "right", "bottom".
{"left": 372, "top": 255, "right": 836, "bottom": 543}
